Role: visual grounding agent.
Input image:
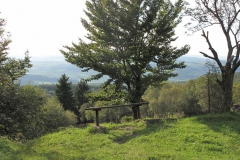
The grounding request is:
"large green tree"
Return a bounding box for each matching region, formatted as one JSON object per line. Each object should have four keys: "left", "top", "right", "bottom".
{"left": 185, "top": 0, "right": 240, "bottom": 111}
{"left": 61, "top": 0, "right": 190, "bottom": 119}
{"left": 55, "top": 74, "right": 79, "bottom": 118}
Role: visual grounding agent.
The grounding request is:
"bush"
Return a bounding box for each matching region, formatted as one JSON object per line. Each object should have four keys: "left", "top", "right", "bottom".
{"left": 0, "top": 84, "right": 46, "bottom": 141}
{"left": 121, "top": 116, "right": 134, "bottom": 123}
{"left": 42, "top": 97, "right": 77, "bottom": 131}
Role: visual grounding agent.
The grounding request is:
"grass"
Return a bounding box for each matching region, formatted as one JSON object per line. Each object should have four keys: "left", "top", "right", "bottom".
{"left": 1, "top": 112, "right": 240, "bottom": 159}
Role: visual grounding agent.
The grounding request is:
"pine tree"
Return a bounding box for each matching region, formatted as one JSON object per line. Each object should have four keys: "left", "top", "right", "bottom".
{"left": 74, "top": 79, "right": 90, "bottom": 108}
{"left": 55, "top": 74, "right": 79, "bottom": 117}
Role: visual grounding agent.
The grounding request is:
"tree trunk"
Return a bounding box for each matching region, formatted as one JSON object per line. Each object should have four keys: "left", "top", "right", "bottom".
{"left": 132, "top": 105, "right": 141, "bottom": 119}
{"left": 131, "top": 76, "right": 142, "bottom": 119}
{"left": 220, "top": 67, "right": 234, "bottom": 112}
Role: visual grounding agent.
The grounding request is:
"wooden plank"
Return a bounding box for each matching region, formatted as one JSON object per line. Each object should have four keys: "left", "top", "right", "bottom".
{"left": 85, "top": 102, "right": 148, "bottom": 111}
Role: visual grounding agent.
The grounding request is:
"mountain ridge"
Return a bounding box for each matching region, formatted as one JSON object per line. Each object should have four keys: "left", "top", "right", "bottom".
{"left": 20, "top": 55, "right": 239, "bottom": 85}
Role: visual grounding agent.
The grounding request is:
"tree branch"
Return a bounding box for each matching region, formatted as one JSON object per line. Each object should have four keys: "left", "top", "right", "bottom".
{"left": 227, "top": 2, "right": 240, "bottom": 32}
{"left": 200, "top": 52, "right": 215, "bottom": 60}
{"left": 232, "top": 58, "right": 240, "bottom": 73}
{"left": 201, "top": 30, "right": 222, "bottom": 68}
{"left": 231, "top": 28, "right": 240, "bottom": 66}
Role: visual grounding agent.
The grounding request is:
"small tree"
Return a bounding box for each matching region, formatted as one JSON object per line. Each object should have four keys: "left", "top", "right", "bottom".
{"left": 61, "top": 0, "right": 190, "bottom": 119}
{"left": 74, "top": 79, "right": 90, "bottom": 108}
{"left": 182, "top": 80, "right": 202, "bottom": 116}
{"left": 55, "top": 74, "right": 79, "bottom": 118}
{"left": 185, "top": 0, "right": 240, "bottom": 111}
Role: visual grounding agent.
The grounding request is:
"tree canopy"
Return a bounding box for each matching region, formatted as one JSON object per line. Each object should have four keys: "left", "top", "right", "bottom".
{"left": 60, "top": 0, "right": 190, "bottom": 118}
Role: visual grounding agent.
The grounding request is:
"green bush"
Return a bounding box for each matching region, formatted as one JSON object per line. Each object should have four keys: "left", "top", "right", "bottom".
{"left": 42, "top": 97, "right": 77, "bottom": 131}
{"left": 0, "top": 84, "right": 46, "bottom": 141}
{"left": 121, "top": 116, "right": 134, "bottom": 123}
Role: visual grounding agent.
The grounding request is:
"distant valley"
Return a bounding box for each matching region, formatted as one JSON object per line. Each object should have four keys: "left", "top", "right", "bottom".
{"left": 20, "top": 55, "right": 239, "bottom": 85}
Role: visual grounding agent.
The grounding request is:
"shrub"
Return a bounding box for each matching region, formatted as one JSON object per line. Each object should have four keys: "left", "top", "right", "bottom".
{"left": 42, "top": 97, "right": 77, "bottom": 131}
{"left": 0, "top": 84, "right": 46, "bottom": 141}
{"left": 121, "top": 116, "right": 134, "bottom": 123}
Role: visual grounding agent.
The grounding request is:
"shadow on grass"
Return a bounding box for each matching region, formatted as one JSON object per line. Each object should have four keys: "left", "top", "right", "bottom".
{"left": 0, "top": 125, "right": 90, "bottom": 160}
{"left": 15, "top": 148, "right": 87, "bottom": 160}
{"left": 107, "top": 118, "right": 177, "bottom": 144}
{"left": 195, "top": 112, "right": 240, "bottom": 135}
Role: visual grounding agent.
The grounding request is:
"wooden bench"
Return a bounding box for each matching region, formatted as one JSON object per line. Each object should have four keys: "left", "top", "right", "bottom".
{"left": 85, "top": 102, "right": 149, "bottom": 126}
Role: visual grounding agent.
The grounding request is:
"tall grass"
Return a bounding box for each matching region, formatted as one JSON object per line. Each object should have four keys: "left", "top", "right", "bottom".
{"left": 1, "top": 112, "right": 240, "bottom": 159}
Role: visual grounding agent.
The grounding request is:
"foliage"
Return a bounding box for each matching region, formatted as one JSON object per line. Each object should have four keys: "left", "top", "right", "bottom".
{"left": 181, "top": 80, "right": 202, "bottom": 116}
{"left": 234, "top": 72, "right": 240, "bottom": 83}
{"left": 143, "top": 83, "right": 185, "bottom": 118}
{"left": 0, "top": 17, "right": 32, "bottom": 83}
{"left": 194, "top": 76, "right": 222, "bottom": 113}
{"left": 1, "top": 112, "right": 240, "bottom": 159}
{"left": 55, "top": 74, "right": 79, "bottom": 117}
{"left": 42, "top": 97, "right": 77, "bottom": 131}
{"left": 120, "top": 116, "right": 134, "bottom": 123}
{"left": 61, "top": 0, "right": 190, "bottom": 118}
{"left": 143, "top": 75, "right": 224, "bottom": 118}
{"left": 86, "top": 84, "right": 128, "bottom": 104}
{"left": 0, "top": 84, "right": 46, "bottom": 141}
{"left": 79, "top": 103, "right": 94, "bottom": 123}
{"left": 185, "top": 0, "right": 240, "bottom": 111}
{"left": 233, "top": 82, "right": 240, "bottom": 104}
{"left": 0, "top": 84, "right": 78, "bottom": 141}
{"left": 74, "top": 79, "right": 90, "bottom": 108}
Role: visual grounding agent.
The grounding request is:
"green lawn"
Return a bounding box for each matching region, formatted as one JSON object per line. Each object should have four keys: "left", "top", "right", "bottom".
{"left": 1, "top": 112, "right": 240, "bottom": 160}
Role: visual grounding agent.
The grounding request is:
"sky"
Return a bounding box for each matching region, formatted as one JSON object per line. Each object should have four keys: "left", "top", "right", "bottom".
{"left": 0, "top": 0, "right": 228, "bottom": 60}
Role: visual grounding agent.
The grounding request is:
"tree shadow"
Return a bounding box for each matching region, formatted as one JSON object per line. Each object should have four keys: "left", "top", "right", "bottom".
{"left": 194, "top": 112, "right": 240, "bottom": 135}
{"left": 107, "top": 119, "right": 177, "bottom": 144}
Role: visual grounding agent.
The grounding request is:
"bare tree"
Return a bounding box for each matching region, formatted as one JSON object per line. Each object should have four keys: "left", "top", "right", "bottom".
{"left": 185, "top": 0, "right": 240, "bottom": 112}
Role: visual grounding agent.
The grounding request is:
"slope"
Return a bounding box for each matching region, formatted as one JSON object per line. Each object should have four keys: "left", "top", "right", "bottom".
{"left": 1, "top": 112, "right": 240, "bottom": 159}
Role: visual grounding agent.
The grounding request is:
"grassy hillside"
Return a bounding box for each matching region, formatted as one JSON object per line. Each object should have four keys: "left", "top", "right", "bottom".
{"left": 1, "top": 112, "right": 240, "bottom": 160}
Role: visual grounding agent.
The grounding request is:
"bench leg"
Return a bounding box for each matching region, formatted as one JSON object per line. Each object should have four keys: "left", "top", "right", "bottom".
{"left": 96, "top": 110, "right": 100, "bottom": 126}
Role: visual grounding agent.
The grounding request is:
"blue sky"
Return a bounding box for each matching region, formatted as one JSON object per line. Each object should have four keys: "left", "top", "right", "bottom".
{"left": 1, "top": 0, "right": 228, "bottom": 60}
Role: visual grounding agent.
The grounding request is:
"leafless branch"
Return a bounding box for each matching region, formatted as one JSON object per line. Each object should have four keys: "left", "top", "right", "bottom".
{"left": 200, "top": 51, "right": 215, "bottom": 60}
{"left": 201, "top": 30, "right": 222, "bottom": 68}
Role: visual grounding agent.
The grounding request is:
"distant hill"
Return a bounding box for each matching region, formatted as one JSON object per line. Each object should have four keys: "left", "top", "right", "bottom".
{"left": 19, "top": 55, "right": 240, "bottom": 85}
